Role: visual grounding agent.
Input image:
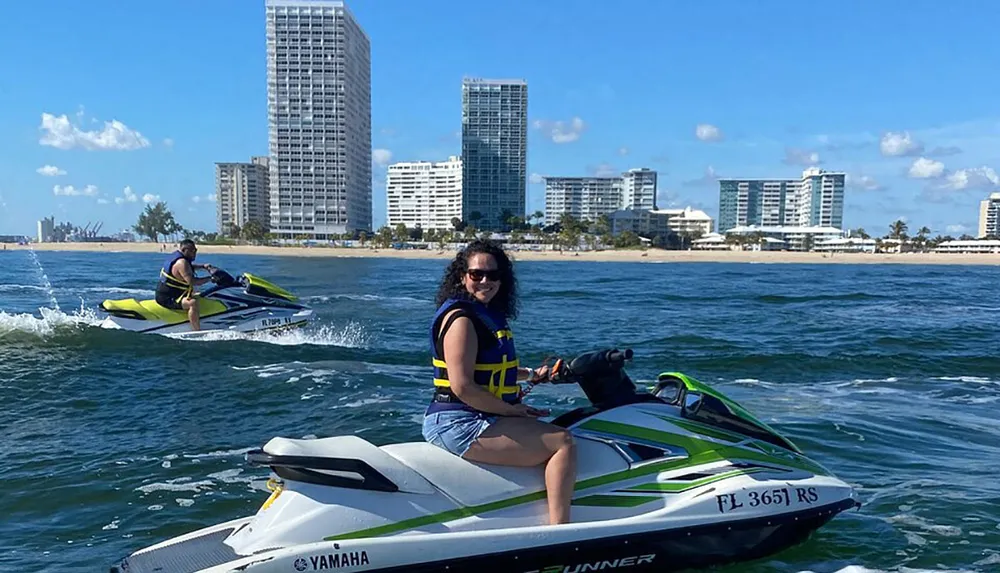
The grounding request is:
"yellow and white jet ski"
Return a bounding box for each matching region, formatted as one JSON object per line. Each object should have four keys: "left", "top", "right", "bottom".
{"left": 98, "top": 269, "right": 312, "bottom": 336}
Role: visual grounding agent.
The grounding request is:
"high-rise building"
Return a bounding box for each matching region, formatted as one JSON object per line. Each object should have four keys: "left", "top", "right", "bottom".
{"left": 543, "top": 168, "right": 658, "bottom": 225}
{"left": 717, "top": 169, "right": 845, "bottom": 232}
{"left": 717, "top": 178, "right": 798, "bottom": 232}
{"left": 265, "top": 0, "right": 372, "bottom": 240}
{"left": 386, "top": 156, "right": 463, "bottom": 231}
{"left": 979, "top": 192, "right": 1000, "bottom": 238}
{"left": 216, "top": 156, "right": 270, "bottom": 236}
{"left": 461, "top": 78, "right": 527, "bottom": 231}
{"left": 621, "top": 168, "right": 658, "bottom": 212}
{"left": 544, "top": 177, "right": 621, "bottom": 226}
{"left": 37, "top": 216, "right": 54, "bottom": 243}
{"left": 797, "top": 168, "right": 845, "bottom": 229}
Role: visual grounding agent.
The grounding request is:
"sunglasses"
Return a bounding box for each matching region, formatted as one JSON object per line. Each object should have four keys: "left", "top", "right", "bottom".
{"left": 467, "top": 268, "right": 501, "bottom": 282}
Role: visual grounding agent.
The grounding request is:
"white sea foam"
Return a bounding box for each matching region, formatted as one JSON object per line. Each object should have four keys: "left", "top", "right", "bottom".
{"left": 0, "top": 305, "right": 103, "bottom": 337}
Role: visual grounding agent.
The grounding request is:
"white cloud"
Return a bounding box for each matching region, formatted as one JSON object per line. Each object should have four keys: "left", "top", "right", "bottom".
{"left": 695, "top": 124, "right": 723, "bottom": 142}
{"left": 783, "top": 148, "right": 821, "bottom": 166}
{"left": 53, "top": 184, "right": 98, "bottom": 197}
{"left": 97, "top": 198, "right": 109, "bottom": 204}
{"left": 163, "top": 138, "right": 174, "bottom": 148}
{"left": 528, "top": 173, "right": 545, "bottom": 185}
{"left": 208, "top": 193, "right": 217, "bottom": 202}
{"left": 142, "top": 193, "right": 160, "bottom": 203}
{"left": 946, "top": 223, "right": 970, "bottom": 234}
{"left": 880, "top": 131, "right": 924, "bottom": 157}
{"left": 114, "top": 186, "right": 139, "bottom": 205}
{"left": 36, "top": 165, "right": 67, "bottom": 176}
{"left": 846, "top": 173, "right": 884, "bottom": 191}
{"left": 39, "top": 112, "right": 151, "bottom": 151}
{"left": 618, "top": 147, "right": 630, "bottom": 156}
{"left": 372, "top": 148, "right": 393, "bottom": 167}
{"left": 907, "top": 157, "right": 945, "bottom": 179}
{"left": 192, "top": 193, "right": 217, "bottom": 203}
{"left": 533, "top": 117, "right": 586, "bottom": 143}
{"left": 940, "top": 166, "right": 999, "bottom": 191}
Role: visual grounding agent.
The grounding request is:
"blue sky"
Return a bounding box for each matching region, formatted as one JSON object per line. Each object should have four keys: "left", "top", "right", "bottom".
{"left": 1, "top": 0, "right": 999, "bottom": 238}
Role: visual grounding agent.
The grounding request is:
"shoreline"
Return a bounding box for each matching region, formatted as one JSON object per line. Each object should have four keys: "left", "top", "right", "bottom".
{"left": 4, "top": 241, "right": 1000, "bottom": 266}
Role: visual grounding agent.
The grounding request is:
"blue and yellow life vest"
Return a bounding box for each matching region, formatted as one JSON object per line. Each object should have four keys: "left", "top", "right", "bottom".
{"left": 157, "top": 250, "right": 193, "bottom": 302}
{"left": 427, "top": 297, "right": 520, "bottom": 414}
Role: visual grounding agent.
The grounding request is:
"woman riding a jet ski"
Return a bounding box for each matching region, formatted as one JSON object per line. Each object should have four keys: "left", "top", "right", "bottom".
{"left": 422, "top": 238, "right": 577, "bottom": 525}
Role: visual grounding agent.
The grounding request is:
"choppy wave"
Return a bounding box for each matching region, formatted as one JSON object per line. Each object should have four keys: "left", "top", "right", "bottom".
{"left": 0, "top": 305, "right": 104, "bottom": 337}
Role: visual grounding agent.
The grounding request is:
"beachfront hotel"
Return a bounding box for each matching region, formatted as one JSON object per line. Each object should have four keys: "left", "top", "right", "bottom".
{"left": 718, "top": 168, "right": 845, "bottom": 232}
{"left": 978, "top": 192, "right": 1000, "bottom": 238}
{"left": 265, "top": 0, "right": 372, "bottom": 240}
{"left": 610, "top": 207, "right": 714, "bottom": 238}
{"left": 543, "top": 168, "right": 658, "bottom": 226}
{"left": 386, "top": 156, "right": 463, "bottom": 231}
{"left": 461, "top": 78, "right": 528, "bottom": 232}
{"left": 215, "top": 157, "right": 271, "bottom": 236}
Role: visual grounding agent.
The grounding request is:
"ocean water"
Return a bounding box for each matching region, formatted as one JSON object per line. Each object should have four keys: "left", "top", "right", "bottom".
{"left": 1, "top": 249, "right": 998, "bottom": 573}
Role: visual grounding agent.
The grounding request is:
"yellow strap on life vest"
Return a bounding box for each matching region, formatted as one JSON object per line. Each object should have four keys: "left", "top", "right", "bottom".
{"left": 433, "top": 356, "right": 520, "bottom": 398}
{"left": 160, "top": 268, "right": 194, "bottom": 303}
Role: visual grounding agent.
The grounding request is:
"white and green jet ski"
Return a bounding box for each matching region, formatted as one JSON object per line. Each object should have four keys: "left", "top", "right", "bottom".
{"left": 110, "top": 349, "right": 860, "bottom": 573}
{"left": 98, "top": 269, "right": 312, "bottom": 336}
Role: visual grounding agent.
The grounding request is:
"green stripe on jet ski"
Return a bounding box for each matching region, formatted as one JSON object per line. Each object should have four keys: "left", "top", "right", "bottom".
{"left": 323, "top": 422, "right": 827, "bottom": 542}
{"left": 660, "top": 416, "right": 746, "bottom": 443}
{"left": 325, "top": 456, "right": 704, "bottom": 541}
{"left": 579, "top": 420, "right": 829, "bottom": 477}
{"left": 619, "top": 467, "right": 771, "bottom": 493}
{"left": 572, "top": 494, "right": 662, "bottom": 508}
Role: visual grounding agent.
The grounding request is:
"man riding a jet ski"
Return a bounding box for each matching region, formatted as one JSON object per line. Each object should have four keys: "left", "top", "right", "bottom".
{"left": 156, "top": 239, "right": 215, "bottom": 331}
{"left": 423, "top": 239, "right": 575, "bottom": 525}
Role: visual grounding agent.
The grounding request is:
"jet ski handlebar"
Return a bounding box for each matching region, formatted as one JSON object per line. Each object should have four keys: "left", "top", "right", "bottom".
{"left": 548, "top": 348, "right": 633, "bottom": 385}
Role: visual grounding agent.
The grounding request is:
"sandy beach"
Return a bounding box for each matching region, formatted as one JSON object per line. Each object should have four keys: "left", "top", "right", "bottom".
{"left": 4, "top": 241, "right": 999, "bottom": 265}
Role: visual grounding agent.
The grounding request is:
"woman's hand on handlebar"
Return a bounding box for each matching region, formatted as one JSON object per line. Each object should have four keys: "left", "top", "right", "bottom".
{"left": 530, "top": 364, "right": 552, "bottom": 383}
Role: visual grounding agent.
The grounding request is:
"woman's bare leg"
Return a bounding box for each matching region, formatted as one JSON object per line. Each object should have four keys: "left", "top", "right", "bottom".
{"left": 463, "top": 417, "right": 577, "bottom": 525}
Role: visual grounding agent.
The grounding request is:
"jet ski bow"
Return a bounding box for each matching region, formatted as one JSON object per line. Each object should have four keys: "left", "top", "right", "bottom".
{"left": 98, "top": 268, "right": 313, "bottom": 335}
{"left": 110, "top": 348, "right": 860, "bottom": 573}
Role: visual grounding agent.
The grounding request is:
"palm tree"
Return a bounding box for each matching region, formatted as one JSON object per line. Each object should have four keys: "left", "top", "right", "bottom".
{"left": 889, "top": 219, "right": 908, "bottom": 241}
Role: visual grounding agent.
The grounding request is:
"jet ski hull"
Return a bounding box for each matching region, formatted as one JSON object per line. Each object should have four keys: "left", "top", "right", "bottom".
{"left": 98, "top": 306, "right": 313, "bottom": 335}
{"left": 109, "top": 349, "right": 861, "bottom": 572}
{"left": 110, "top": 499, "right": 856, "bottom": 573}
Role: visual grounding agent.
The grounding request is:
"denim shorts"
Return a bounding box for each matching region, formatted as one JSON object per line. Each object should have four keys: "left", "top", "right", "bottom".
{"left": 422, "top": 409, "right": 497, "bottom": 457}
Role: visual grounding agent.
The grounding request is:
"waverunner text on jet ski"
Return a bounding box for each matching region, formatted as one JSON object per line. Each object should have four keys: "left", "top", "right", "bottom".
{"left": 98, "top": 268, "right": 313, "bottom": 336}
{"left": 110, "top": 348, "right": 860, "bottom": 573}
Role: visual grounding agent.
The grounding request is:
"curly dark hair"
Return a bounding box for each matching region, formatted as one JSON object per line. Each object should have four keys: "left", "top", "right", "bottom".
{"left": 435, "top": 238, "right": 519, "bottom": 320}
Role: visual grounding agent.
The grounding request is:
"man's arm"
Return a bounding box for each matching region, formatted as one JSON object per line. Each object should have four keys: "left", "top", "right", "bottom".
{"left": 176, "top": 260, "right": 213, "bottom": 287}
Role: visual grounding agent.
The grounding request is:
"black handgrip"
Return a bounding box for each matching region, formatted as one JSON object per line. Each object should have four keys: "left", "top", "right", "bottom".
{"left": 607, "top": 349, "right": 633, "bottom": 364}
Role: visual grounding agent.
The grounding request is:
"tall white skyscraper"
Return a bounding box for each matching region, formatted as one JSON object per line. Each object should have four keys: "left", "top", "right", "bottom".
{"left": 620, "top": 168, "right": 658, "bottom": 212}
{"left": 543, "top": 168, "right": 658, "bottom": 225}
{"left": 265, "top": 0, "right": 372, "bottom": 240}
{"left": 979, "top": 192, "right": 1000, "bottom": 238}
{"left": 718, "top": 168, "right": 845, "bottom": 232}
{"left": 796, "top": 168, "right": 845, "bottom": 229}
{"left": 461, "top": 78, "right": 528, "bottom": 232}
{"left": 216, "top": 156, "right": 270, "bottom": 236}
{"left": 386, "top": 156, "right": 463, "bottom": 231}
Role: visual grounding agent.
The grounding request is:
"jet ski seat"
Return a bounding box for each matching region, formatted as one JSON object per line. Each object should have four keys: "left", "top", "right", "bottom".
{"left": 100, "top": 297, "right": 227, "bottom": 323}
{"left": 259, "top": 435, "right": 630, "bottom": 509}
{"left": 381, "top": 437, "right": 630, "bottom": 507}
{"left": 260, "top": 436, "right": 437, "bottom": 495}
